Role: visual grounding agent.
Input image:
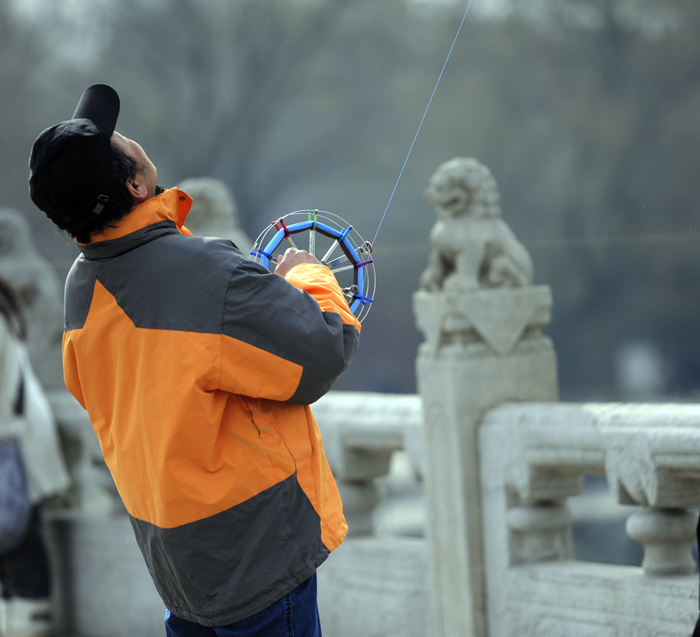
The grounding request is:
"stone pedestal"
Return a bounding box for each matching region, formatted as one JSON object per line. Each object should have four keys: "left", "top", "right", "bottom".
{"left": 414, "top": 286, "right": 558, "bottom": 637}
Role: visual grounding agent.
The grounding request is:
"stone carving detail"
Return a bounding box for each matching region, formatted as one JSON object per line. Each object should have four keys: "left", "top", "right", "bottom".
{"left": 420, "top": 157, "right": 533, "bottom": 292}
{"left": 414, "top": 158, "right": 552, "bottom": 358}
{"left": 0, "top": 209, "right": 64, "bottom": 390}
{"left": 177, "top": 177, "right": 252, "bottom": 253}
{"left": 577, "top": 405, "right": 700, "bottom": 505}
{"left": 414, "top": 287, "right": 553, "bottom": 356}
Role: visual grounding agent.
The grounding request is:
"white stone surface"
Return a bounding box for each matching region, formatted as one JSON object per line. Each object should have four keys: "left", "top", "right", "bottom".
{"left": 415, "top": 333, "right": 558, "bottom": 637}
{"left": 313, "top": 391, "right": 424, "bottom": 536}
{"left": 317, "top": 536, "right": 431, "bottom": 637}
{"left": 499, "top": 562, "right": 696, "bottom": 637}
{"left": 313, "top": 391, "right": 424, "bottom": 478}
{"left": 414, "top": 286, "right": 552, "bottom": 356}
{"left": 480, "top": 402, "right": 700, "bottom": 636}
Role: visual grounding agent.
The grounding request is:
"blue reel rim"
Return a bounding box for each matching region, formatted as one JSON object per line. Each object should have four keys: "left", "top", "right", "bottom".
{"left": 249, "top": 210, "right": 376, "bottom": 322}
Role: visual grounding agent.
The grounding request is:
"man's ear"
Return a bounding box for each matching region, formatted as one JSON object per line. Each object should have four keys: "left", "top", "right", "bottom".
{"left": 126, "top": 176, "right": 149, "bottom": 203}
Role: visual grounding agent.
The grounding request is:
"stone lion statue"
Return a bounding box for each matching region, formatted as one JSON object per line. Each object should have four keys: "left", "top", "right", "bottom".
{"left": 419, "top": 158, "right": 533, "bottom": 292}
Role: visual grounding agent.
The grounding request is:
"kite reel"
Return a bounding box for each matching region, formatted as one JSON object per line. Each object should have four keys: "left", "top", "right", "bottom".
{"left": 249, "top": 210, "right": 376, "bottom": 323}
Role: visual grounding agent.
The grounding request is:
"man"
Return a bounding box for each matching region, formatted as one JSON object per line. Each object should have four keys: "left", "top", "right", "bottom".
{"left": 28, "top": 84, "right": 360, "bottom": 636}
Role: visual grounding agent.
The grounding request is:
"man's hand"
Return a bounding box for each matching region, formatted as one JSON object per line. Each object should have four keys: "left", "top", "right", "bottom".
{"left": 274, "top": 247, "right": 323, "bottom": 278}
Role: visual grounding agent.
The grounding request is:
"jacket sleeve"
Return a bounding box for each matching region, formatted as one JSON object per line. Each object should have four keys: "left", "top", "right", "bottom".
{"left": 218, "top": 259, "right": 361, "bottom": 404}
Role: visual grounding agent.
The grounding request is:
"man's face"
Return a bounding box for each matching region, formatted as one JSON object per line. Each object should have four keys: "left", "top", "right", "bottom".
{"left": 111, "top": 131, "right": 159, "bottom": 200}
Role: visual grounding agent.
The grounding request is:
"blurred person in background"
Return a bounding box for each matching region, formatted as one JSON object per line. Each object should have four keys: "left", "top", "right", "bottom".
{"left": 0, "top": 275, "right": 70, "bottom": 637}
{"left": 28, "top": 84, "right": 359, "bottom": 636}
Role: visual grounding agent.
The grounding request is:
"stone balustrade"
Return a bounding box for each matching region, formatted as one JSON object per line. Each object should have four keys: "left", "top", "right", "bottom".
{"left": 302, "top": 391, "right": 430, "bottom": 637}
{"left": 410, "top": 157, "right": 700, "bottom": 636}
{"left": 41, "top": 389, "right": 700, "bottom": 637}
{"left": 312, "top": 390, "right": 424, "bottom": 536}
{"left": 480, "top": 402, "right": 700, "bottom": 636}
{"left": 316, "top": 393, "right": 700, "bottom": 636}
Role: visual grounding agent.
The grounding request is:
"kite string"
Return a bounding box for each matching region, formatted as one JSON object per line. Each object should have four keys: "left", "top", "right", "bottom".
{"left": 371, "top": 0, "right": 475, "bottom": 246}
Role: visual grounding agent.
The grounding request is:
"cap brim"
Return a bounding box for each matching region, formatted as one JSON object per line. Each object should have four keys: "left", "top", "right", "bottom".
{"left": 72, "top": 84, "right": 120, "bottom": 136}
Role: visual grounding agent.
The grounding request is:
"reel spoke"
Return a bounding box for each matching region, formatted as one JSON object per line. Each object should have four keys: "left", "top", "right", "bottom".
{"left": 249, "top": 210, "right": 376, "bottom": 323}
{"left": 308, "top": 210, "right": 317, "bottom": 257}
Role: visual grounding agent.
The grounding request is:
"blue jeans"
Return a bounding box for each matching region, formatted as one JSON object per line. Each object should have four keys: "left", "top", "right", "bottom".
{"left": 164, "top": 573, "right": 322, "bottom": 637}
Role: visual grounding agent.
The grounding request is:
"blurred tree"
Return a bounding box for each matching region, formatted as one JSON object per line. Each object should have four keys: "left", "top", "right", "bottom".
{"left": 0, "top": 0, "right": 51, "bottom": 214}
{"left": 489, "top": 0, "right": 700, "bottom": 395}
{"left": 87, "top": 0, "right": 415, "bottom": 236}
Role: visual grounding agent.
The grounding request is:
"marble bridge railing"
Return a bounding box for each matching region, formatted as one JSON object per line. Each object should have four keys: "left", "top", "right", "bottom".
{"left": 311, "top": 392, "right": 700, "bottom": 636}
{"left": 480, "top": 402, "right": 700, "bottom": 636}
{"left": 312, "top": 391, "right": 425, "bottom": 537}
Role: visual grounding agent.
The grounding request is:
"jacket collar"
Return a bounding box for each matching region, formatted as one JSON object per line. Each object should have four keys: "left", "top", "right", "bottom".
{"left": 89, "top": 187, "right": 192, "bottom": 243}
{"left": 77, "top": 188, "right": 193, "bottom": 259}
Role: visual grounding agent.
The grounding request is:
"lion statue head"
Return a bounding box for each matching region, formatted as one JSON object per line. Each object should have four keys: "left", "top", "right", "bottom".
{"left": 424, "top": 157, "right": 501, "bottom": 220}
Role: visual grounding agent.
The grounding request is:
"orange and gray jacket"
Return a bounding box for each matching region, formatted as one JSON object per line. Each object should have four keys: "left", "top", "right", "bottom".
{"left": 62, "top": 188, "right": 360, "bottom": 626}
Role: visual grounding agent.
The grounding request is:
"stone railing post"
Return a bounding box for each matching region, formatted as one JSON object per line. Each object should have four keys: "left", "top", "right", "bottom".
{"left": 413, "top": 158, "right": 558, "bottom": 637}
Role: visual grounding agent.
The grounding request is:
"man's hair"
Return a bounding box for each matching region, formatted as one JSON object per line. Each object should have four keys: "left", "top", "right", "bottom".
{"left": 73, "top": 142, "right": 141, "bottom": 244}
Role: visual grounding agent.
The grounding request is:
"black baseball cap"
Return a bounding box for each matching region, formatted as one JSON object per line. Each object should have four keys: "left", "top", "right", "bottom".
{"left": 29, "top": 84, "right": 120, "bottom": 234}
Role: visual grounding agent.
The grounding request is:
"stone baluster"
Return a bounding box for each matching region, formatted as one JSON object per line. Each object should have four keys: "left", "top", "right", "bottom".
{"left": 504, "top": 462, "right": 589, "bottom": 566}
{"left": 626, "top": 507, "right": 697, "bottom": 576}
{"left": 484, "top": 403, "right": 607, "bottom": 572}
{"left": 331, "top": 446, "right": 395, "bottom": 537}
{"left": 507, "top": 500, "right": 572, "bottom": 565}
{"left": 413, "top": 158, "right": 559, "bottom": 637}
{"left": 604, "top": 421, "right": 700, "bottom": 577}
